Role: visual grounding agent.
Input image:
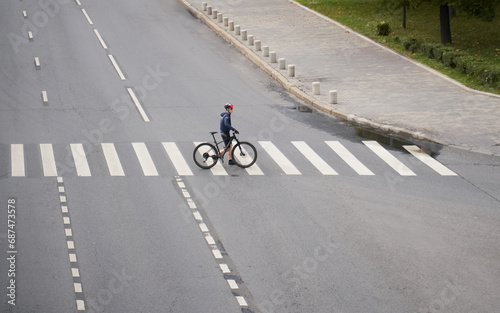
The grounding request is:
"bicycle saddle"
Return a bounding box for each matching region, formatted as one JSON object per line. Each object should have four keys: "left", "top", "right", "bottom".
{"left": 210, "top": 131, "right": 218, "bottom": 135}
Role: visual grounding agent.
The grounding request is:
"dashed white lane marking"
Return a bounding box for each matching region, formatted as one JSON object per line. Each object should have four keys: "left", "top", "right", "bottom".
{"left": 193, "top": 142, "right": 228, "bottom": 176}
{"left": 236, "top": 296, "right": 248, "bottom": 307}
{"left": 93, "top": 29, "right": 108, "bottom": 49}
{"left": 101, "top": 143, "right": 125, "bottom": 176}
{"left": 227, "top": 279, "right": 239, "bottom": 289}
{"left": 70, "top": 144, "right": 91, "bottom": 177}
{"left": 34, "top": 57, "right": 40, "bottom": 68}
{"left": 132, "top": 143, "right": 159, "bottom": 176}
{"left": 325, "top": 141, "right": 375, "bottom": 175}
{"left": 219, "top": 264, "right": 231, "bottom": 273}
{"left": 28, "top": 31, "right": 33, "bottom": 40}
{"left": 75, "top": 0, "right": 82, "bottom": 6}
{"left": 162, "top": 142, "right": 193, "bottom": 176}
{"left": 22, "top": 11, "right": 27, "bottom": 18}
{"left": 81, "top": 9, "right": 94, "bottom": 25}
{"left": 259, "top": 141, "right": 301, "bottom": 175}
{"left": 40, "top": 144, "right": 58, "bottom": 176}
{"left": 404, "top": 145, "right": 458, "bottom": 176}
{"left": 11, "top": 144, "right": 25, "bottom": 177}
{"left": 42, "top": 91, "right": 48, "bottom": 104}
{"left": 108, "top": 54, "right": 126, "bottom": 80}
{"left": 363, "top": 141, "right": 416, "bottom": 176}
{"left": 126, "top": 88, "right": 150, "bottom": 122}
{"left": 292, "top": 141, "right": 338, "bottom": 175}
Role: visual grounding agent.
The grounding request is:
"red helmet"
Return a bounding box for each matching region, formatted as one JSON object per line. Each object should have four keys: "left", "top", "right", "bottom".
{"left": 224, "top": 103, "right": 234, "bottom": 110}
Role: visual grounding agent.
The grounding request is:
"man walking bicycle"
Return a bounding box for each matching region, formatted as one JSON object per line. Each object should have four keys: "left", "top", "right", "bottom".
{"left": 220, "top": 103, "right": 238, "bottom": 165}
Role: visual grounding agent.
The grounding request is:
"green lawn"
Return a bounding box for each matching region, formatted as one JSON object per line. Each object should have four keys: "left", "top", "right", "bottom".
{"left": 296, "top": 0, "right": 500, "bottom": 94}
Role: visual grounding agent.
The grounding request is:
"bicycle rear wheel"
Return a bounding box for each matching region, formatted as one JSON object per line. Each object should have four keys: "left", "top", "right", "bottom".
{"left": 231, "top": 142, "right": 257, "bottom": 168}
{"left": 193, "top": 143, "right": 219, "bottom": 169}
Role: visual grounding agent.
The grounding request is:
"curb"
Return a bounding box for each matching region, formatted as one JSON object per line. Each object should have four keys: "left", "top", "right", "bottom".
{"left": 179, "top": 0, "right": 482, "bottom": 152}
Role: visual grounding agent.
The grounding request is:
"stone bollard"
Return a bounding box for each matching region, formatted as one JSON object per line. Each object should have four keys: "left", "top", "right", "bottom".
{"left": 279, "top": 58, "right": 286, "bottom": 70}
{"left": 313, "top": 82, "right": 320, "bottom": 95}
{"left": 212, "top": 9, "right": 218, "bottom": 19}
{"left": 255, "top": 40, "right": 261, "bottom": 51}
{"left": 207, "top": 6, "right": 212, "bottom": 15}
{"left": 202, "top": 2, "right": 207, "bottom": 11}
{"left": 329, "top": 90, "right": 338, "bottom": 104}
{"left": 223, "top": 17, "right": 228, "bottom": 26}
{"left": 270, "top": 51, "right": 277, "bottom": 63}
{"left": 229, "top": 21, "right": 234, "bottom": 31}
{"left": 218, "top": 13, "right": 223, "bottom": 23}
{"left": 235, "top": 25, "right": 241, "bottom": 35}
{"left": 263, "top": 46, "right": 269, "bottom": 57}
{"left": 248, "top": 35, "right": 254, "bottom": 45}
{"left": 241, "top": 30, "right": 247, "bottom": 41}
{"left": 288, "top": 65, "right": 295, "bottom": 77}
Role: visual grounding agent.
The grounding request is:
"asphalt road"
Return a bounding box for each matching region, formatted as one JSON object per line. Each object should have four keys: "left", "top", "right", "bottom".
{"left": 1, "top": 0, "right": 499, "bottom": 312}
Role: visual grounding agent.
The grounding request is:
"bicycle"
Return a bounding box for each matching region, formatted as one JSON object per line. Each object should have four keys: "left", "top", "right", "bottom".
{"left": 193, "top": 131, "right": 257, "bottom": 169}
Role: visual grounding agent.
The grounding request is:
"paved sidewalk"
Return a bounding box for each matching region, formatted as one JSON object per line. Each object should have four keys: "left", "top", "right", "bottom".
{"left": 181, "top": 0, "right": 500, "bottom": 156}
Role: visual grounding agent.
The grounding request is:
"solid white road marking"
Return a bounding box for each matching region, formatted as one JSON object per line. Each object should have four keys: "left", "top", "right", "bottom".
{"left": 101, "top": 143, "right": 125, "bottom": 176}
{"left": 93, "top": 29, "right": 108, "bottom": 49}
{"left": 325, "top": 141, "right": 374, "bottom": 175}
{"left": 70, "top": 144, "right": 91, "bottom": 177}
{"left": 162, "top": 142, "right": 193, "bottom": 176}
{"left": 132, "top": 143, "right": 159, "bottom": 176}
{"left": 127, "top": 88, "right": 150, "bottom": 122}
{"left": 109, "top": 55, "right": 126, "bottom": 80}
{"left": 363, "top": 141, "right": 416, "bottom": 176}
{"left": 258, "top": 141, "right": 301, "bottom": 175}
{"left": 194, "top": 142, "right": 228, "bottom": 176}
{"left": 81, "top": 9, "right": 93, "bottom": 25}
{"left": 40, "top": 144, "right": 58, "bottom": 176}
{"left": 403, "top": 145, "right": 458, "bottom": 176}
{"left": 11, "top": 144, "right": 25, "bottom": 177}
{"left": 292, "top": 141, "right": 338, "bottom": 175}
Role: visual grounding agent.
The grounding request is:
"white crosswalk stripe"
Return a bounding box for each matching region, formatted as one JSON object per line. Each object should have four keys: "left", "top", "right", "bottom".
{"left": 231, "top": 141, "right": 264, "bottom": 175}
{"left": 70, "top": 144, "right": 91, "bottom": 177}
{"left": 40, "top": 144, "right": 58, "bottom": 177}
{"left": 102, "top": 143, "right": 125, "bottom": 176}
{"left": 325, "top": 141, "right": 374, "bottom": 175}
{"left": 292, "top": 141, "right": 338, "bottom": 175}
{"left": 11, "top": 144, "right": 25, "bottom": 177}
{"left": 363, "top": 141, "right": 416, "bottom": 176}
{"left": 132, "top": 143, "right": 159, "bottom": 176}
{"left": 194, "top": 142, "right": 228, "bottom": 176}
{"left": 163, "top": 142, "right": 193, "bottom": 176}
{"left": 259, "top": 141, "right": 301, "bottom": 175}
{"left": 403, "top": 145, "right": 457, "bottom": 176}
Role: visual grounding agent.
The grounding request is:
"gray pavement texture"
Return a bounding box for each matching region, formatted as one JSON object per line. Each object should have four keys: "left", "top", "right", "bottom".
{"left": 180, "top": 0, "right": 500, "bottom": 156}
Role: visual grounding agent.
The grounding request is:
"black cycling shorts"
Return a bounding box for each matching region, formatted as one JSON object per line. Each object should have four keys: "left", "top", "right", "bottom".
{"left": 221, "top": 132, "right": 232, "bottom": 148}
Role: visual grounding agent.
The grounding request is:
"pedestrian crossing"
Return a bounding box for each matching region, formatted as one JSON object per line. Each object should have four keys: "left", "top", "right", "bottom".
{"left": 3, "top": 141, "right": 458, "bottom": 178}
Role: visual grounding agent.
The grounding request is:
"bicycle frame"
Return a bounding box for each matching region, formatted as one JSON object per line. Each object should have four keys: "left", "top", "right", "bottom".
{"left": 209, "top": 131, "right": 239, "bottom": 163}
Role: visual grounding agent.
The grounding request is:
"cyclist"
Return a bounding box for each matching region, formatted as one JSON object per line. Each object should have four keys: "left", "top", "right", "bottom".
{"left": 220, "top": 103, "right": 238, "bottom": 165}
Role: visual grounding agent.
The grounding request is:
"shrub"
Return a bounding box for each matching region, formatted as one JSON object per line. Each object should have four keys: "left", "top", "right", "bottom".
{"left": 403, "top": 38, "right": 419, "bottom": 53}
{"left": 455, "top": 55, "right": 476, "bottom": 73}
{"left": 420, "top": 43, "right": 443, "bottom": 59}
{"left": 377, "top": 22, "right": 391, "bottom": 36}
{"left": 442, "top": 51, "right": 467, "bottom": 68}
{"left": 433, "top": 46, "right": 455, "bottom": 62}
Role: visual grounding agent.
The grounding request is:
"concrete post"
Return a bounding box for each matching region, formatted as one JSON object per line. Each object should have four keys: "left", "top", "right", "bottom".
{"left": 248, "top": 35, "right": 254, "bottom": 46}
{"left": 202, "top": 2, "right": 207, "bottom": 11}
{"left": 207, "top": 6, "right": 212, "bottom": 15}
{"left": 223, "top": 17, "right": 228, "bottom": 26}
{"left": 263, "top": 46, "right": 269, "bottom": 57}
{"left": 288, "top": 65, "right": 295, "bottom": 77}
{"left": 329, "top": 90, "right": 338, "bottom": 104}
{"left": 255, "top": 40, "right": 261, "bottom": 51}
{"left": 212, "top": 9, "right": 218, "bottom": 19}
{"left": 217, "top": 13, "right": 223, "bottom": 23}
{"left": 241, "top": 30, "right": 247, "bottom": 41}
{"left": 235, "top": 25, "right": 240, "bottom": 35}
{"left": 279, "top": 58, "right": 286, "bottom": 70}
{"left": 313, "top": 82, "right": 320, "bottom": 95}
{"left": 229, "top": 21, "right": 234, "bottom": 31}
{"left": 270, "top": 51, "right": 277, "bottom": 63}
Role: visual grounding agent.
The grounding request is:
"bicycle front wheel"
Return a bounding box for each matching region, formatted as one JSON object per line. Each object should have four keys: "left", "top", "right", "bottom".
{"left": 231, "top": 142, "right": 257, "bottom": 168}
{"left": 193, "top": 143, "right": 219, "bottom": 169}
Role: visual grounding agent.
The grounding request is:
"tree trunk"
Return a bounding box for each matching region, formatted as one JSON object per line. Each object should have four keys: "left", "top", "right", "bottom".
{"left": 403, "top": 5, "right": 407, "bottom": 29}
{"left": 440, "top": 4, "right": 452, "bottom": 44}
